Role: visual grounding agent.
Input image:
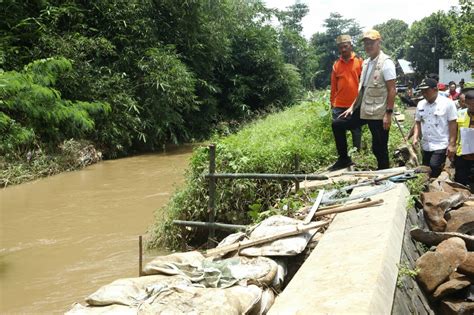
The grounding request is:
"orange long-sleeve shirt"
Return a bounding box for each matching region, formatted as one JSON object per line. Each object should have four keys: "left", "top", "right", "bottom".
{"left": 330, "top": 52, "right": 363, "bottom": 108}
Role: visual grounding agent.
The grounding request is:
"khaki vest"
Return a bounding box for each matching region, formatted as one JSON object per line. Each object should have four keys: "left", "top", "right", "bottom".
{"left": 356, "top": 51, "right": 392, "bottom": 120}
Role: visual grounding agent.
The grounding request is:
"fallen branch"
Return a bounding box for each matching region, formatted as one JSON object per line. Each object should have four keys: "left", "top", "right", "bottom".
{"left": 204, "top": 220, "right": 330, "bottom": 257}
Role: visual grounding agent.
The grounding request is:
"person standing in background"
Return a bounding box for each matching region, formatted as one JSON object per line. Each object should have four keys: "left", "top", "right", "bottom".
{"left": 457, "top": 79, "right": 465, "bottom": 93}
{"left": 448, "top": 81, "right": 460, "bottom": 100}
{"left": 454, "top": 89, "right": 474, "bottom": 191}
{"left": 413, "top": 78, "right": 457, "bottom": 177}
{"left": 329, "top": 34, "right": 363, "bottom": 170}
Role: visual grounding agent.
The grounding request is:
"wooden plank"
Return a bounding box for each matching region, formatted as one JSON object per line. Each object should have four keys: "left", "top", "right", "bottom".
{"left": 304, "top": 189, "right": 324, "bottom": 224}
{"left": 204, "top": 220, "right": 330, "bottom": 257}
{"left": 314, "top": 199, "right": 383, "bottom": 218}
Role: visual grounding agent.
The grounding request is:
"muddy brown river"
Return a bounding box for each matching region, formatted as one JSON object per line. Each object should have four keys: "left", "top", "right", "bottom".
{"left": 0, "top": 146, "right": 193, "bottom": 314}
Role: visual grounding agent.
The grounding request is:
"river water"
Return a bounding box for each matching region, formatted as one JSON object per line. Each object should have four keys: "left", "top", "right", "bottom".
{"left": 0, "top": 146, "right": 193, "bottom": 314}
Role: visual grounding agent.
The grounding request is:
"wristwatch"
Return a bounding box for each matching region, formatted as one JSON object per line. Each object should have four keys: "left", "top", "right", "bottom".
{"left": 386, "top": 108, "right": 393, "bottom": 114}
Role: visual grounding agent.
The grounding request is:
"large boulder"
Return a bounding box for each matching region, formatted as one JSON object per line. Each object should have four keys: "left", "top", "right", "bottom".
{"left": 439, "top": 299, "right": 474, "bottom": 315}
{"left": 435, "top": 237, "right": 468, "bottom": 268}
{"left": 416, "top": 251, "right": 454, "bottom": 293}
{"left": 421, "top": 191, "right": 449, "bottom": 231}
{"left": 459, "top": 252, "right": 474, "bottom": 278}
{"left": 432, "top": 276, "right": 471, "bottom": 300}
{"left": 445, "top": 206, "right": 474, "bottom": 234}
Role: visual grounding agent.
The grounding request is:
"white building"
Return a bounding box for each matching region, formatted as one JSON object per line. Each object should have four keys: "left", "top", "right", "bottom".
{"left": 439, "top": 59, "right": 472, "bottom": 84}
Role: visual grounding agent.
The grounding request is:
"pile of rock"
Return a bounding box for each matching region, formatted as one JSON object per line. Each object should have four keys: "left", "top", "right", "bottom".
{"left": 411, "top": 173, "right": 474, "bottom": 314}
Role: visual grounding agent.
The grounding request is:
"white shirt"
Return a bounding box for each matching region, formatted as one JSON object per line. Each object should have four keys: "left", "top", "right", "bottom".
{"left": 363, "top": 58, "right": 396, "bottom": 86}
{"left": 438, "top": 91, "right": 450, "bottom": 98}
{"left": 415, "top": 96, "right": 457, "bottom": 151}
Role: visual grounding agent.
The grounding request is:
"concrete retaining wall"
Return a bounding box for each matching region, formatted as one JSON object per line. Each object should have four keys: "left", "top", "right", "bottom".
{"left": 268, "top": 183, "right": 410, "bottom": 315}
{"left": 391, "top": 207, "right": 434, "bottom": 314}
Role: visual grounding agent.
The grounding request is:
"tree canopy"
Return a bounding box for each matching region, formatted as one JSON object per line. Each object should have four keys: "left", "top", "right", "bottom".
{"left": 1, "top": 0, "right": 472, "bottom": 162}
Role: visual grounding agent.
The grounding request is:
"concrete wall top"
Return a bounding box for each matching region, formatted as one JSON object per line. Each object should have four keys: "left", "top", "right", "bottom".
{"left": 268, "top": 183, "right": 410, "bottom": 315}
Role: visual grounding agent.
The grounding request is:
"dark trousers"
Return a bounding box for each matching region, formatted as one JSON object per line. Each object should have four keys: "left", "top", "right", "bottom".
{"left": 422, "top": 149, "right": 447, "bottom": 178}
{"left": 332, "top": 108, "right": 390, "bottom": 170}
{"left": 332, "top": 108, "right": 362, "bottom": 151}
{"left": 454, "top": 155, "right": 473, "bottom": 188}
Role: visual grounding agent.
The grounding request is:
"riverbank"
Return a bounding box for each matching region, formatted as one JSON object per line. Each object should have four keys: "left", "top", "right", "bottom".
{"left": 149, "top": 91, "right": 413, "bottom": 250}
{"left": 0, "top": 139, "right": 101, "bottom": 188}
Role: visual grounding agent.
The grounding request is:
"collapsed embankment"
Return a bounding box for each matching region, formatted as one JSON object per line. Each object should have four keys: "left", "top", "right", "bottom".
{"left": 148, "top": 91, "right": 411, "bottom": 250}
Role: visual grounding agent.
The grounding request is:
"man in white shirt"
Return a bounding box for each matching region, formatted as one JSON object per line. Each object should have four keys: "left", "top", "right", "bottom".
{"left": 413, "top": 78, "right": 458, "bottom": 177}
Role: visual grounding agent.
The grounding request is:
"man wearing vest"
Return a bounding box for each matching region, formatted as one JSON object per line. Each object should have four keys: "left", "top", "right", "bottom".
{"left": 334, "top": 29, "right": 397, "bottom": 170}
{"left": 413, "top": 78, "right": 457, "bottom": 178}
{"left": 454, "top": 88, "right": 474, "bottom": 191}
{"left": 329, "top": 34, "right": 363, "bottom": 171}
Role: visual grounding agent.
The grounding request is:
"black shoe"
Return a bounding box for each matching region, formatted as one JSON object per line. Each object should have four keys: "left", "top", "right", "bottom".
{"left": 328, "top": 158, "right": 353, "bottom": 171}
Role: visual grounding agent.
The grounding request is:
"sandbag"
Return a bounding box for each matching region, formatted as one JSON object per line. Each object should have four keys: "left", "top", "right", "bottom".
{"left": 143, "top": 251, "right": 278, "bottom": 288}
{"left": 68, "top": 284, "right": 265, "bottom": 315}
{"left": 137, "top": 284, "right": 263, "bottom": 315}
{"left": 85, "top": 275, "right": 191, "bottom": 306}
{"left": 66, "top": 303, "right": 136, "bottom": 315}
{"left": 142, "top": 251, "right": 204, "bottom": 276}
{"left": 239, "top": 215, "right": 319, "bottom": 256}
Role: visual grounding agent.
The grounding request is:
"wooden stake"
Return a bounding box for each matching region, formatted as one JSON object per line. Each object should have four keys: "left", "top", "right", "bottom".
{"left": 139, "top": 235, "right": 143, "bottom": 277}
{"left": 314, "top": 199, "right": 383, "bottom": 218}
{"left": 204, "top": 220, "right": 330, "bottom": 257}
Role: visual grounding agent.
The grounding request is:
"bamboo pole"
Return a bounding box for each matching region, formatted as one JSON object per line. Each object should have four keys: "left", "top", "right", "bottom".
{"left": 204, "top": 220, "right": 330, "bottom": 257}
{"left": 314, "top": 199, "right": 383, "bottom": 218}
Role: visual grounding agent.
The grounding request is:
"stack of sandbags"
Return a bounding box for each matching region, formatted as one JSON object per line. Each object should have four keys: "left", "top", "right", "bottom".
{"left": 66, "top": 252, "right": 279, "bottom": 314}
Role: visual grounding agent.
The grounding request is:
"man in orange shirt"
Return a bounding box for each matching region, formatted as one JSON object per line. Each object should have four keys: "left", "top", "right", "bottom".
{"left": 329, "top": 35, "right": 363, "bottom": 170}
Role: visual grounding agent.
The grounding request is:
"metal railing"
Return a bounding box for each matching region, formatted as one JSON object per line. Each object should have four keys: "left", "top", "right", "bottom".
{"left": 172, "top": 144, "right": 329, "bottom": 246}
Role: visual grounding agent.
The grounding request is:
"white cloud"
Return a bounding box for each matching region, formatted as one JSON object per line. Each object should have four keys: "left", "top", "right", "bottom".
{"left": 264, "top": 0, "right": 460, "bottom": 38}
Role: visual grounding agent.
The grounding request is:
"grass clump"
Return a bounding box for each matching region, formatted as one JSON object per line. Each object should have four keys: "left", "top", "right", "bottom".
{"left": 149, "top": 91, "right": 410, "bottom": 250}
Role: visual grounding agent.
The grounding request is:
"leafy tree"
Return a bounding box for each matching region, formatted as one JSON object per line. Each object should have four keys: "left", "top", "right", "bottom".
{"left": 449, "top": 0, "right": 473, "bottom": 72}
{"left": 1, "top": 0, "right": 302, "bottom": 158}
{"left": 0, "top": 57, "right": 109, "bottom": 156}
{"left": 309, "top": 13, "right": 362, "bottom": 88}
{"left": 277, "top": 2, "right": 318, "bottom": 89}
{"left": 405, "top": 11, "right": 454, "bottom": 77}
{"left": 373, "top": 19, "right": 409, "bottom": 59}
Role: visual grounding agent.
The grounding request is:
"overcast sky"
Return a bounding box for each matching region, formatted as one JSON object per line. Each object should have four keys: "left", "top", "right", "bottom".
{"left": 264, "top": 0, "right": 460, "bottom": 38}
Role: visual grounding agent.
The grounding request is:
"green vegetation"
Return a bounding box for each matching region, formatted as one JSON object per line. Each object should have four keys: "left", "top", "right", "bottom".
{"left": 397, "top": 261, "right": 420, "bottom": 288}
{"left": 0, "top": 58, "right": 109, "bottom": 157}
{"left": 149, "top": 91, "right": 411, "bottom": 249}
{"left": 0, "top": 1, "right": 304, "bottom": 157}
{"left": 406, "top": 173, "right": 429, "bottom": 210}
{"left": 1, "top": 1, "right": 471, "bottom": 187}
